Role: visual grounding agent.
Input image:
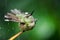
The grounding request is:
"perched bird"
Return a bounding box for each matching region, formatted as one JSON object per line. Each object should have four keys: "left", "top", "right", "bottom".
{"left": 4, "top": 9, "right": 37, "bottom": 40}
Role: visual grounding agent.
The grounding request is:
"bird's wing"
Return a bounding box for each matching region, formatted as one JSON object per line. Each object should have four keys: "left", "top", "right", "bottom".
{"left": 4, "top": 9, "right": 22, "bottom": 22}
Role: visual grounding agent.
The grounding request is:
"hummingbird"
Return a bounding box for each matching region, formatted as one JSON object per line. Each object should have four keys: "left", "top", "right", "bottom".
{"left": 4, "top": 9, "right": 37, "bottom": 40}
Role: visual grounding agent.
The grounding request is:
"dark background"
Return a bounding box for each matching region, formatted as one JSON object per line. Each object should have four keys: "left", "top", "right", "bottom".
{"left": 0, "top": 0, "right": 60, "bottom": 40}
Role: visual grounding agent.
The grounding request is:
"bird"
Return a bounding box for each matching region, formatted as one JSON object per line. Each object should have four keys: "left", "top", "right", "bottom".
{"left": 4, "top": 9, "right": 37, "bottom": 40}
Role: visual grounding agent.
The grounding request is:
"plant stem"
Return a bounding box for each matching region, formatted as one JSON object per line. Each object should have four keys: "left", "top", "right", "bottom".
{"left": 8, "top": 31, "right": 23, "bottom": 40}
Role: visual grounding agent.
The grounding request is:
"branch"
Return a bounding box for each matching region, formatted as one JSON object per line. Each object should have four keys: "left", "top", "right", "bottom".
{"left": 8, "top": 31, "right": 23, "bottom": 40}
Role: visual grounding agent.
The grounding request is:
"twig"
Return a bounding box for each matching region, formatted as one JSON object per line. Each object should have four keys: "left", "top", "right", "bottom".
{"left": 8, "top": 31, "right": 23, "bottom": 40}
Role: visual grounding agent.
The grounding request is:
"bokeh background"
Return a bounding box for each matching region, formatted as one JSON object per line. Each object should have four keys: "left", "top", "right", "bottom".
{"left": 0, "top": 0, "right": 60, "bottom": 40}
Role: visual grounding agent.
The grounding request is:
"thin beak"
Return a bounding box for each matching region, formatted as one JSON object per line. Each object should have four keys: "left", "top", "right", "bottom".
{"left": 30, "top": 10, "right": 35, "bottom": 16}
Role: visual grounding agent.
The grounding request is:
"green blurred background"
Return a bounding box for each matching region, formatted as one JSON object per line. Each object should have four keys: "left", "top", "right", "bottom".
{"left": 0, "top": 0, "right": 60, "bottom": 40}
